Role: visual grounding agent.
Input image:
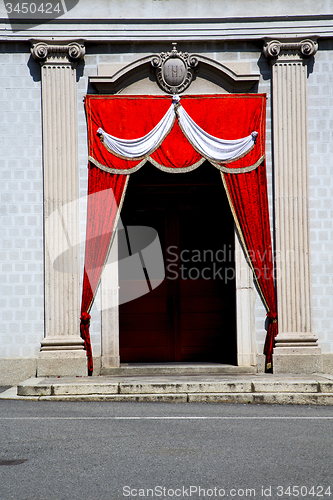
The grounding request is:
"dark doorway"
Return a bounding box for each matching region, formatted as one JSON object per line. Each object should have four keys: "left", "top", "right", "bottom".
{"left": 119, "top": 162, "right": 237, "bottom": 364}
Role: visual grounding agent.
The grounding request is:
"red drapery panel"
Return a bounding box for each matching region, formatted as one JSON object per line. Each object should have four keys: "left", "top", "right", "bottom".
{"left": 222, "top": 164, "right": 278, "bottom": 370}
{"left": 82, "top": 94, "right": 277, "bottom": 373}
{"left": 80, "top": 163, "right": 128, "bottom": 374}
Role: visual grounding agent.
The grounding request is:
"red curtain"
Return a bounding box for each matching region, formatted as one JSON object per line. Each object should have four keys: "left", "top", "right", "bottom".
{"left": 222, "top": 164, "right": 277, "bottom": 370}
{"left": 82, "top": 94, "right": 277, "bottom": 373}
{"left": 80, "top": 163, "right": 128, "bottom": 374}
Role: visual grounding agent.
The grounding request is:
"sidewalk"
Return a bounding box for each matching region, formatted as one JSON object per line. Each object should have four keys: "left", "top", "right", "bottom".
{"left": 1, "top": 368, "right": 333, "bottom": 404}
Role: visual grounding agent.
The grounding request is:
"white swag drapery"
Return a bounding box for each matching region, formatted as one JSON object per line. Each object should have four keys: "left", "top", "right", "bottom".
{"left": 96, "top": 95, "right": 258, "bottom": 163}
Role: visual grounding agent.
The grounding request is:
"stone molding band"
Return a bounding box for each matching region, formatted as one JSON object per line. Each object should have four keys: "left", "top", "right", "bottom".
{"left": 263, "top": 38, "right": 318, "bottom": 61}
{"left": 30, "top": 40, "right": 86, "bottom": 65}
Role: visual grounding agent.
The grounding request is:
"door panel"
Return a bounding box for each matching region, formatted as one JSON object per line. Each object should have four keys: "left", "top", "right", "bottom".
{"left": 119, "top": 163, "right": 236, "bottom": 364}
{"left": 121, "top": 330, "right": 169, "bottom": 348}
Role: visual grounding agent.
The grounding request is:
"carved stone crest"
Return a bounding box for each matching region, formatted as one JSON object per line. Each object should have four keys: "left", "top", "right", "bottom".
{"left": 151, "top": 43, "right": 198, "bottom": 94}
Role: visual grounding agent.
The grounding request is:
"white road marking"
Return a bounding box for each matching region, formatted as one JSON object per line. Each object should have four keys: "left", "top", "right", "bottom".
{"left": 0, "top": 416, "right": 332, "bottom": 420}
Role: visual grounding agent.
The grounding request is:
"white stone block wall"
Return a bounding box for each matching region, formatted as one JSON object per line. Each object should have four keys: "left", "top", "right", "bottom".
{"left": 308, "top": 40, "right": 333, "bottom": 354}
{"left": 0, "top": 43, "right": 44, "bottom": 361}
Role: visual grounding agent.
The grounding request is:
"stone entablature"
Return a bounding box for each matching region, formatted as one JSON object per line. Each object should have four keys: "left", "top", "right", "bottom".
{"left": 2, "top": 0, "right": 333, "bottom": 42}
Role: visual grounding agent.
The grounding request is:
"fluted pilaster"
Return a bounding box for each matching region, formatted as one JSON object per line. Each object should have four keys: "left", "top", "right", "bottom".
{"left": 264, "top": 38, "right": 322, "bottom": 373}
{"left": 31, "top": 40, "right": 87, "bottom": 376}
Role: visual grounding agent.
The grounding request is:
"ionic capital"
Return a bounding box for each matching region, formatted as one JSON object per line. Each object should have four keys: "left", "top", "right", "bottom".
{"left": 30, "top": 40, "right": 85, "bottom": 66}
{"left": 263, "top": 38, "right": 318, "bottom": 63}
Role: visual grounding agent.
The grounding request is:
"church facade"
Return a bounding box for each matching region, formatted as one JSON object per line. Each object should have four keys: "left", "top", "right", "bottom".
{"left": 1, "top": 0, "right": 333, "bottom": 384}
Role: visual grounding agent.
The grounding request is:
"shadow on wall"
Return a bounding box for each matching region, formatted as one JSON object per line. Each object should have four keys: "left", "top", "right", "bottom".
{"left": 27, "top": 53, "right": 86, "bottom": 83}
{"left": 27, "top": 54, "right": 41, "bottom": 82}
{"left": 7, "top": 0, "right": 80, "bottom": 32}
{"left": 257, "top": 51, "right": 271, "bottom": 81}
{"left": 256, "top": 45, "right": 315, "bottom": 79}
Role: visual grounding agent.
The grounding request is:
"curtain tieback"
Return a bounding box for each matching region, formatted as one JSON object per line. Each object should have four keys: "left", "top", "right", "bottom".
{"left": 80, "top": 312, "right": 91, "bottom": 325}
{"left": 80, "top": 312, "right": 93, "bottom": 375}
{"left": 267, "top": 311, "right": 277, "bottom": 323}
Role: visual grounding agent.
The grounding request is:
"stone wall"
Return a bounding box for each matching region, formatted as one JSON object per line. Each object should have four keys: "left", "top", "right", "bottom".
{"left": 308, "top": 39, "right": 333, "bottom": 358}
{"left": 0, "top": 43, "right": 43, "bottom": 369}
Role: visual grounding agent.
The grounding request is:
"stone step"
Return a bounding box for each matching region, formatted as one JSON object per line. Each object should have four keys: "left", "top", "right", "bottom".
{"left": 100, "top": 364, "right": 257, "bottom": 376}
{"left": 15, "top": 376, "right": 333, "bottom": 398}
{"left": 5, "top": 390, "right": 333, "bottom": 406}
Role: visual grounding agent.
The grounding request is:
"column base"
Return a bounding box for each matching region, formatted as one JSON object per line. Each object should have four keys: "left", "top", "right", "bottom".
{"left": 40, "top": 336, "right": 85, "bottom": 351}
{"left": 273, "top": 346, "right": 323, "bottom": 374}
{"left": 37, "top": 350, "right": 88, "bottom": 377}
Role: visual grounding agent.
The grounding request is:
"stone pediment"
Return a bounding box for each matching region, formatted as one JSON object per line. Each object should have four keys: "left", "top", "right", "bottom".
{"left": 89, "top": 52, "right": 260, "bottom": 95}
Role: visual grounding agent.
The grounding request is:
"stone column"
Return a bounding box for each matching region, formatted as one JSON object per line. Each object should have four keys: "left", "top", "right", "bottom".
{"left": 263, "top": 38, "right": 322, "bottom": 373}
{"left": 31, "top": 40, "right": 87, "bottom": 377}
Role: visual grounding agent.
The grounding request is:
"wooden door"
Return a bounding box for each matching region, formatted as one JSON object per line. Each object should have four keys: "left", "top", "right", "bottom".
{"left": 119, "top": 163, "right": 237, "bottom": 364}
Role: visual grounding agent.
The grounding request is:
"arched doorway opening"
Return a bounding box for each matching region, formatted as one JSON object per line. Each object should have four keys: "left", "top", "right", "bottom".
{"left": 119, "top": 162, "right": 237, "bottom": 364}
{"left": 88, "top": 61, "right": 265, "bottom": 372}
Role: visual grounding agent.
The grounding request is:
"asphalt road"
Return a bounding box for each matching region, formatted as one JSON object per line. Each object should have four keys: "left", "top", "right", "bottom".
{"left": 0, "top": 401, "right": 332, "bottom": 500}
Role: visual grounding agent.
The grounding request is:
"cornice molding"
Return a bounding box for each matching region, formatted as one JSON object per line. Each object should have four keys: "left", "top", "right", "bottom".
{"left": 263, "top": 38, "right": 318, "bottom": 63}
{"left": 2, "top": 14, "right": 333, "bottom": 42}
{"left": 30, "top": 40, "right": 85, "bottom": 66}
